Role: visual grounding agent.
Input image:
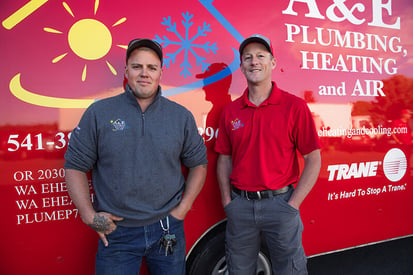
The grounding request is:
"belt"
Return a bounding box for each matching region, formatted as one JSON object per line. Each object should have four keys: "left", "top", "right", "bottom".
{"left": 232, "top": 185, "right": 291, "bottom": 200}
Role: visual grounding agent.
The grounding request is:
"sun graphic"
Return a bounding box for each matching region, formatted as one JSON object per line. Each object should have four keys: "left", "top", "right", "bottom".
{"left": 3, "top": 0, "right": 131, "bottom": 108}
{"left": 4, "top": 0, "right": 239, "bottom": 108}
{"left": 44, "top": 1, "right": 127, "bottom": 81}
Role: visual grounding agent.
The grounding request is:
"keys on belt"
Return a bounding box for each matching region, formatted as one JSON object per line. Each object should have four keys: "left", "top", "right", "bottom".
{"left": 232, "top": 185, "right": 291, "bottom": 200}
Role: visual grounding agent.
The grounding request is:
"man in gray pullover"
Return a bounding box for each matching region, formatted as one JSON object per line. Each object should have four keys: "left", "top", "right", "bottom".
{"left": 64, "top": 38, "right": 207, "bottom": 275}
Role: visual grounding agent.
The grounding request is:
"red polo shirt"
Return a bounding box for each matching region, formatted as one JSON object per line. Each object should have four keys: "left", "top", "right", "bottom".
{"left": 215, "top": 82, "right": 320, "bottom": 191}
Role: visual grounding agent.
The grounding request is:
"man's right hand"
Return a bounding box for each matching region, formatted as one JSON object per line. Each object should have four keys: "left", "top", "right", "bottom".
{"left": 86, "top": 212, "right": 124, "bottom": 247}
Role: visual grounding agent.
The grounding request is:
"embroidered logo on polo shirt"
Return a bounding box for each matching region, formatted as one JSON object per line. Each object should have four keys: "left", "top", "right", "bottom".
{"left": 231, "top": 118, "right": 244, "bottom": 131}
{"left": 110, "top": 119, "right": 128, "bottom": 131}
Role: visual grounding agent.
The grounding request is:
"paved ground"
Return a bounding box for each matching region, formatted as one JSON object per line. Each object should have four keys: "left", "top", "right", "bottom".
{"left": 307, "top": 236, "right": 413, "bottom": 275}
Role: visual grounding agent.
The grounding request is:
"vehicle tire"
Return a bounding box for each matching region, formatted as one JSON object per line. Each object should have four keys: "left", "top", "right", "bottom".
{"left": 186, "top": 225, "right": 272, "bottom": 275}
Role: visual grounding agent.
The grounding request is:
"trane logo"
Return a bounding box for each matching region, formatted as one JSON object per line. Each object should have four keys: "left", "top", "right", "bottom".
{"left": 327, "top": 148, "right": 407, "bottom": 182}
{"left": 327, "top": 161, "right": 379, "bottom": 181}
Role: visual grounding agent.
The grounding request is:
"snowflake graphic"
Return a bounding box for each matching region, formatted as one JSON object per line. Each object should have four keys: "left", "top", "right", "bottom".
{"left": 155, "top": 12, "right": 218, "bottom": 78}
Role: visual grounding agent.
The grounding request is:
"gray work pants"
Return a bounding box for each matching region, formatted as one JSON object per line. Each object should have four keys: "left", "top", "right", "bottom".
{"left": 224, "top": 188, "right": 308, "bottom": 275}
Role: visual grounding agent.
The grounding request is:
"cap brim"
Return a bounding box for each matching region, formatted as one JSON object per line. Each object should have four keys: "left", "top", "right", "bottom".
{"left": 239, "top": 37, "right": 272, "bottom": 56}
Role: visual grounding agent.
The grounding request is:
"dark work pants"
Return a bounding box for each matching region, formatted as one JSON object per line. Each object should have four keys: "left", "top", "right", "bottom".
{"left": 224, "top": 188, "right": 307, "bottom": 275}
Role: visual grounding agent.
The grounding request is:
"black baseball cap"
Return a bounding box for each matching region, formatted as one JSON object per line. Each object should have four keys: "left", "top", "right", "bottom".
{"left": 126, "top": 38, "right": 163, "bottom": 65}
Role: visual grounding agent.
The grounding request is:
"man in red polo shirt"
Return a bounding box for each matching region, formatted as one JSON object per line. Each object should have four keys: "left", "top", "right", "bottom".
{"left": 215, "top": 34, "right": 321, "bottom": 275}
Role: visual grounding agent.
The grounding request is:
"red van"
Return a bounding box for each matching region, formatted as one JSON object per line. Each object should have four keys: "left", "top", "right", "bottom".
{"left": 1, "top": 0, "right": 412, "bottom": 274}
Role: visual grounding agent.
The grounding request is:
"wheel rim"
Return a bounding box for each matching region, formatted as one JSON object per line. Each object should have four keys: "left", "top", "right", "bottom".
{"left": 211, "top": 252, "right": 272, "bottom": 275}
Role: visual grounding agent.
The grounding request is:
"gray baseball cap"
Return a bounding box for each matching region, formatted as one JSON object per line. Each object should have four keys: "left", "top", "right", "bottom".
{"left": 239, "top": 34, "right": 273, "bottom": 56}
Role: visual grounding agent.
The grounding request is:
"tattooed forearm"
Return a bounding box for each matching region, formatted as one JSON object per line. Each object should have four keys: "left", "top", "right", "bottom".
{"left": 88, "top": 214, "right": 111, "bottom": 232}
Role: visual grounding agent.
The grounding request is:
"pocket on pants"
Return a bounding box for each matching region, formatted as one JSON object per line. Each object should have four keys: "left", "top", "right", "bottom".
{"left": 278, "top": 196, "right": 300, "bottom": 213}
{"left": 169, "top": 214, "right": 184, "bottom": 223}
{"left": 105, "top": 225, "right": 121, "bottom": 237}
{"left": 223, "top": 193, "right": 240, "bottom": 213}
{"left": 275, "top": 189, "right": 299, "bottom": 214}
